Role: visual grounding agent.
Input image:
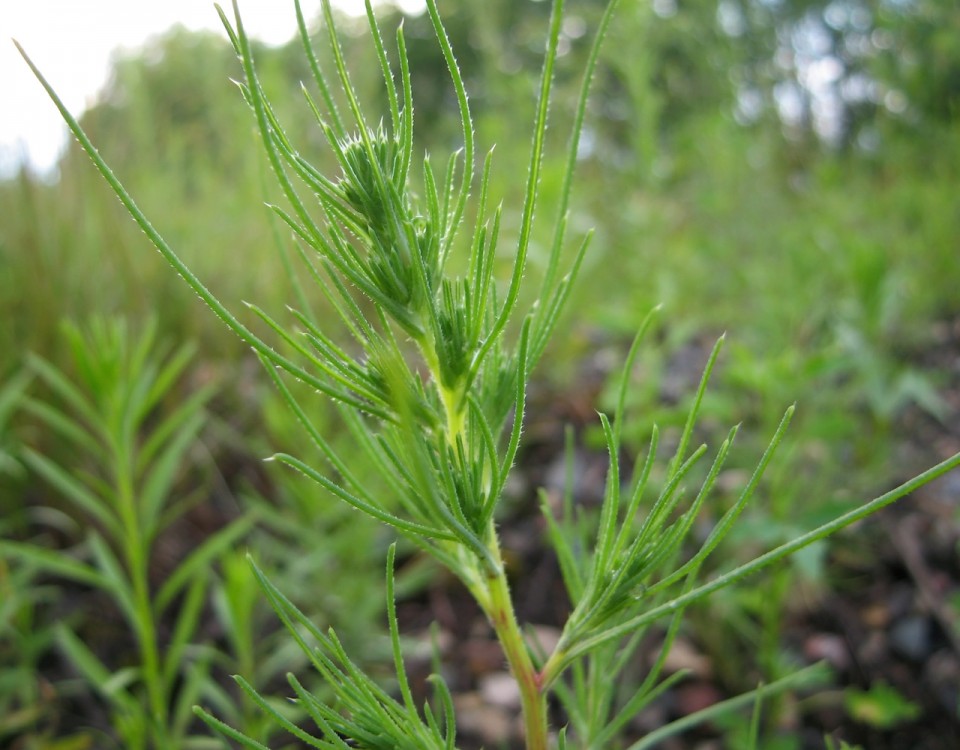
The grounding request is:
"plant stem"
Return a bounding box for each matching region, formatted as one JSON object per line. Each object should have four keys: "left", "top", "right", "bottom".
{"left": 480, "top": 530, "right": 548, "bottom": 750}
{"left": 115, "top": 441, "right": 167, "bottom": 747}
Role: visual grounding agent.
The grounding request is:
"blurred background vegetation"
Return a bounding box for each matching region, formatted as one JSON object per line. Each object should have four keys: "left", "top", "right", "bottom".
{"left": 1, "top": 0, "right": 958, "bottom": 747}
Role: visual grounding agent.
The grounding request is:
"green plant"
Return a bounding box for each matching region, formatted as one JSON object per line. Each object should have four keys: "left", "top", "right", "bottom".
{"left": 843, "top": 680, "right": 921, "bottom": 731}
{"left": 201, "top": 546, "right": 319, "bottom": 746}
{"left": 0, "top": 317, "right": 254, "bottom": 749}
{"left": 0, "top": 556, "right": 63, "bottom": 746}
{"left": 0, "top": 370, "right": 30, "bottom": 483}
{"left": 198, "top": 406, "right": 396, "bottom": 744}
{"left": 15, "top": 1, "right": 960, "bottom": 748}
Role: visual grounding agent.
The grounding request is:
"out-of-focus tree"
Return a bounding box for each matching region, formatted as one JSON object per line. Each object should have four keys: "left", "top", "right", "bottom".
{"left": 744, "top": 0, "right": 959, "bottom": 147}
{"left": 74, "top": 28, "right": 245, "bottom": 186}
{"left": 870, "top": 0, "right": 960, "bottom": 127}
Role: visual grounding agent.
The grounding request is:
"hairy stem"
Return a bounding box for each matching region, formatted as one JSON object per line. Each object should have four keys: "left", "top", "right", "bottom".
{"left": 475, "top": 530, "right": 548, "bottom": 750}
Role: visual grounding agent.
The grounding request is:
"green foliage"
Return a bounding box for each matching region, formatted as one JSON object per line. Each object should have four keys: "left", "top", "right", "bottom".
{"left": 6, "top": 0, "right": 960, "bottom": 748}
{"left": 1, "top": 317, "right": 254, "bottom": 749}
{"left": 0, "top": 558, "right": 66, "bottom": 746}
{"left": 844, "top": 680, "right": 921, "bottom": 730}
{"left": 0, "top": 370, "right": 29, "bottom": 483}
{"left": 198, "top": 546, "right": 458, "bottom": 750}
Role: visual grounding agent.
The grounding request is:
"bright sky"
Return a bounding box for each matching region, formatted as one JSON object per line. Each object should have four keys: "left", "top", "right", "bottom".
{"left": 1, "top": 0, "right": 424, "bottom": 176}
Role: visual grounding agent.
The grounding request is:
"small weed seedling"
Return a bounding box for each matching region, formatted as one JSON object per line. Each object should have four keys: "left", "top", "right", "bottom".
{"left": 15, "top": 0, "right": 960, "bottom": 747}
